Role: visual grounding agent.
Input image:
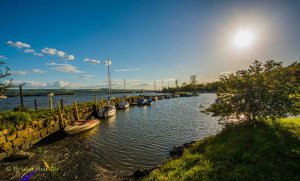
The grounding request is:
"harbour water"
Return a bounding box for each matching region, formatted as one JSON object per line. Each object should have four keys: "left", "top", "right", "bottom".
{"left": 0, "top": 93, "right": 222, "bottom": 180}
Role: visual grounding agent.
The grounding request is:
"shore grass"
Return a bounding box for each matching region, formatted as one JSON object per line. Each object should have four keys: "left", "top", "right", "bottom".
{"left": 144, "top": 118, "right": 300, "bottom": 181}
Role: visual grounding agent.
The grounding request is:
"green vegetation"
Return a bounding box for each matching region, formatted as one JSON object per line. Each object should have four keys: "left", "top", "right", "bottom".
{"left": 205, "top": 60, "right": 300, "bottom": 123}
{"left": 0, "top": 61, "right": 12, "bottom": 93}
{"left": 145, "top": 118, "right": 300, "bottom": 181}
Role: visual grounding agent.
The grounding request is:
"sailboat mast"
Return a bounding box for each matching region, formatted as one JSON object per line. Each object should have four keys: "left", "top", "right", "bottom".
{"left": 124, "top": 77, "right": 126, "bottom": 96}
{"left": 107, "top": 57, "right": 111, "bottom": 96}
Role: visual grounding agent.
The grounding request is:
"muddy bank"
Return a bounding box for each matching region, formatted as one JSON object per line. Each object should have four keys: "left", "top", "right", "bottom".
{"left": 0, "top": 131, "right": 119, "bottom": 181}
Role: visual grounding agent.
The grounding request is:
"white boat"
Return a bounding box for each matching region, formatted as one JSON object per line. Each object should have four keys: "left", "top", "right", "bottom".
{"left": 172, "top": 94, "right": 180, "bottom": 98}
{"left": 47, "top": 93, "right": 54, "bottom": 96}
{"left": 98, "top": 57, "right": 117, "bottom": 118}
{"left": 98, "top": 105, "right": 117, "bottom": 118}
{"left": 0, "top": 95, "right": 7, "bottom": 99}
{"left": 117, "top": 101, "right": 129, "bottom": 109}
{"left": 64, "top": 119, "right": 100, "bottom": 135}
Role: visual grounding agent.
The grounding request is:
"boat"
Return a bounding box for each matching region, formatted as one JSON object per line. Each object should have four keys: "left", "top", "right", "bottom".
{"left": 98, "top": 104, "right": 117, "bottom": 118}
{"left": 117, "top": 100, "right": 129, "bottom": 109}
{"left": 165, "top": 95, "right": 171, "bottom": 99}
{"left": 0, "top": 95, "right": 7, "bottom": 99}
{"left": 158, "top": 95, "right": 164, "bottom": 100}
{"left": 47, "top": 93, "right": 54, "bottom": 96}
{"left": 117, "top": 78, "right": 130, "bottom": 109}
{"left": 137, "top": 98, "right": 147, "bottom": 106}
{"left": 192, "top": 92, "right": 200, "bottom": 96}
{"left": 98, "top": 57, "right": 117, "bottom": 118}
{"left": 152, "top": 96, "right": 158, "bottom": 101}
{"left": 146, "top": 99, "right": 153, "bottom": 105}
{"left": 64, "top": 119, "right": 100, "bottom": 135}
{"left": 172, "top": 94, "right": 180, "bottom": 98}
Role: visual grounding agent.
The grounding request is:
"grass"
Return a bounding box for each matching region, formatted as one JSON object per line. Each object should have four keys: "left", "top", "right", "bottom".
{"left": 144, "top": 118, "right": 300, "bottom": 181}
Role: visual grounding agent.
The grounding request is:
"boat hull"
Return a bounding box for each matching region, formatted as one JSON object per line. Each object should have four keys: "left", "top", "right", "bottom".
{"left": 64, "top": 119, "right": 100, "bottom": 135}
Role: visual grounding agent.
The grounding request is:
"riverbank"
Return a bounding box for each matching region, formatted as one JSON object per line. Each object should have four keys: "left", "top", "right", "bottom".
{"left": 143, "top": 117, "right": 300, "bottom": 180}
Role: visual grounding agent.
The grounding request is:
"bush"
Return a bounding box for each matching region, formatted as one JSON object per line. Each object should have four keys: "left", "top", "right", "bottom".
{"left": 0, "top": 111, "right": 32, "bottom": 132}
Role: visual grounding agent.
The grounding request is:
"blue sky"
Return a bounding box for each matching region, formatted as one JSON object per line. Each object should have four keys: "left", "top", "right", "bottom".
{"left": 0, "top": 0, "right": 299, "bottom": 89}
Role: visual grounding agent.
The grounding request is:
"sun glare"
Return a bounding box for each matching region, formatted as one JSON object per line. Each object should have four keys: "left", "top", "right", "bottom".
{"left": 233, "top": 29, "right": 255, "bottom": 49}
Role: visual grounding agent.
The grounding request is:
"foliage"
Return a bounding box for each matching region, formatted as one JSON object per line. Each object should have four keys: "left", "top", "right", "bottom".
{"left": 0, "top": 111, "right": 32, "bottom": 133}
{"left": 162, "top": 81, "right": 222, "bottom": 93}
{"left": 144, "top": 118, "right": 300, "bottom": 181}
{"left": 205, "top": 60, "right": 300, "bottom": 123}
{"left": 0, "top": 61, "right": 12, "bottom": 93}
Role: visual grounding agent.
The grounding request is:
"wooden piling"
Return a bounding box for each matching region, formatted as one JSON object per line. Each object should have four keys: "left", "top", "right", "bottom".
{"left": 74, "top": 101, "right": 79, "bottom": 121}
{"left": 57, "top": 101, "right": 64, "bottom": 128}
{"left": 19, "top": 85, "right": 24, "bottom": 107}
{"left": 49, "top": 97, "right": 53, "bottom": 110}
{"left": 34, "top": 99, "right": 37, "bottom": 110}
{"left": 60, "top": 99, "right": 64, "bottom": 111}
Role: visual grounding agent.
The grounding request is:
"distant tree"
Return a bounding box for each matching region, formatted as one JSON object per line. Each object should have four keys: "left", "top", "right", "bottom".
{"left": 0, "top": 61, "right": 12, "bottom": 94}
{"left": 175, "top": 79, "right": 179, "bottom": 88}
{"left": 190, "top": 75, "right": 196, "bottom": 85}
{"left": 205, "top": 60, "right": 300, "bottom": 124}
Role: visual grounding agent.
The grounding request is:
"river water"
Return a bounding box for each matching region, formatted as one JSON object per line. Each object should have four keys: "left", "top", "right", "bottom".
{"left": 0, "top": 93, "right": 222, "bottom": 180}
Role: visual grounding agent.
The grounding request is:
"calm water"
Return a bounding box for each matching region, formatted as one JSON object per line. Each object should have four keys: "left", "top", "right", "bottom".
{"left": 0, "top": 92, "right": 140, "bottom": 111}
{"left": 0, "top": 93, "right": 222, "bottom": 180}
{"left": 73, "top": 93, "right": 221, "bottom": 171}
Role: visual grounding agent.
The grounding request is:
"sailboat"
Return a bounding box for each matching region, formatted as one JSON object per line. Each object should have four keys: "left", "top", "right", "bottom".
{"left": 98, "top": 58, "right": 117, "bottom": 118}
{"left": 117, "top": 78, "right": 129, "bottom": 109}
{"left": 152, "top": 80, "right": 158, "bottom": 101}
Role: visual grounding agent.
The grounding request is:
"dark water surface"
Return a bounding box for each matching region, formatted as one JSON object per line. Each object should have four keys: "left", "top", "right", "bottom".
{"left": 0, "top": 93, "right": 222, "bottom": 180}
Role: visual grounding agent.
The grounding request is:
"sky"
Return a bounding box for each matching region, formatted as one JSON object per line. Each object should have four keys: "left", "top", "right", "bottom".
{"left": 0, "top": 0, "right": 299, "bottom": 89}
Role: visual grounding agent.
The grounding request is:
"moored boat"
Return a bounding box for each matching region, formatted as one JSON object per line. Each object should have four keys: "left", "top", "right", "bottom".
{"left": 165, "top": 95, "right": 171, "bottom": 99}
{"left": 172, "top": 94, "right": 180, "bottom": 98}
{"left": 47, "top": 93, "right": 54, "bottom": 96}
{"left": 146, "top": 99, "right": 153, "bottom": 105}
{"left": 137, "top": 98, "right": 147, "bottom": 106}
{"left": 98, "top": 104, "right": 117, "bottom": 118}
{"left": 117, "top": 100, "right": 129, "bottom": 109}
{"left": 64, "top": 119, "right": 100, "bottom": 135}
{"left": 152, "top": 96, "right": 158, "bottom": 101}
{"left": 0, "top": 95, "right": 7, "bottom": 99}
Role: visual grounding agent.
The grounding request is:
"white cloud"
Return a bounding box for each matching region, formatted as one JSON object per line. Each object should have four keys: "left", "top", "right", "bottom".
{"left": 60, "top": 54, "right": 75, "bottom": 60}
{"left": 46, "top": 62, "right": 81, "bottom": 73}
{"left": 115, "top": 68, "right": 140, "bottom": 72}
{"left": 79, "top": 74, "right": 94, "bottom": 79}
{"left": 33, "top": 52, "right": 43, "bottom": 56}
{"left": 0, "top": 55, "right": 8, "bottom": 60}
{"left": 220, "top": 71, "right": 234, "bottom": 75}
{"left": 57, "top": 51, "right": 66, "bottom": 58}
{"left": 6, "top": 41, "right": 31, "bottom": 48}
{"left": 24, "top": 49, "right": 35, "bottom": 53}
{"left": 48, "top": 81, "right": 84, "bottom": 88}
{"left": 84, "top": 58, "right": 100, "bottom": 64}
{"left": 11, "top": 70, "right": 29, "bottom": 75}
{"left": 32, "top": 69, "right": 47, "bottom": 74}
{"left": 42, "top": 47, "right": 57, "bottom": 55}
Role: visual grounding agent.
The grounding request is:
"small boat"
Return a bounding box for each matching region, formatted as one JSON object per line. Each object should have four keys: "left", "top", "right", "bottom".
{"left": 146, "top": 99, "right": 153, "bottom": 105}
{"left": 192, "top": 92, "right": 199, "bottom": 96}
{"left": 130, "top": 100, "right": 139, "bottom": 106}
{"left": 152, "top": 96, "right": 158, "bottom": 101}
{"left": 117, "top": 100, "right": 129, "bottom": 109}
{"left": 165, "top": 95, "right": 171, "bottom": 99}
{"left": 172, "top": 94, "right": 180, "bottom": 98}
{"left": 0, "top": 95, "right": 7, "bottom": 99}
{"left": 98, "top": 104, "right": 117, "bottom": 118}
{"left": 64, "top": 119, "right": 100, "bottom": 135}
{"left": 137, "top": 98, "right": 147, "bottom": 106}
{"left": 158, "top": 96, "right": 164, "bottom": 100}
{"left": 47, "top": 93, "right": 54, "bottom": 96}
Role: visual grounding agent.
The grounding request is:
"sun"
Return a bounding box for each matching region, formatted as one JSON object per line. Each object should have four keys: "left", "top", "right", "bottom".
{"left": 233, "top": 29, "right": 255, "bottom": 49}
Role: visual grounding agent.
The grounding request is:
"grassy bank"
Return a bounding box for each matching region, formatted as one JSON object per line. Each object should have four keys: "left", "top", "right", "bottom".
{"left": 144, "top": 118, "right": 300, "bottom": 181}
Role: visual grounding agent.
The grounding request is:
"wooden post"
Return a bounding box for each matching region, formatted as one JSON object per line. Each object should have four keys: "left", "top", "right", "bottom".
{"left": 19, "top": 85, "right": 24, "bottom": 107}
{"left": 74, "top": 101, "right": 79, "bottom": 121}
{"left": 60, "top": 99, "right": 64, "bottom": 111}
{"left": 34, "top": 99, "right": 37, "bottom": 110}
{"left": 49, "top": 97, "right": 53, "bottom": 110}
{"left": 57, "top": 101, "right": 64, "bottom": 128}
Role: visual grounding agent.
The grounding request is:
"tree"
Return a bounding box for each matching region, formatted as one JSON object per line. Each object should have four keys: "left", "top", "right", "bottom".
{"left": 190, "top": 75, "right": 196, "bottom": 85}
{"left": 205, "top": 60, "right": 300, "bottom": 124}
{"left": 175, "top": 79, "right": 179, "bottom": 88}
{"left": 0, "top": 61, "right": 12, "bottom": 94}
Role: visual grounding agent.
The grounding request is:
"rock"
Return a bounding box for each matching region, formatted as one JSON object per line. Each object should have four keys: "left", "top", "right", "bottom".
{"left": 32, "top": 130, "right": 41, "bottom": 139}
{"left": 28, "top": 126, "right": 37, "bottom": 134}
{"left": 2, "top": 129, "right": 9, "bottom": 135}
{"left": 6, "top": 133, "right": 16, "bottom": 142}
{"left": 12, "top": 137, "right": 24, "bottom": 148}
{"left": 22, "top": 142, "right": 31, "bottom": 150}
{"left": 17, "top": 130, "right": 28, "bottom": 138}
{"left": 0, "top": 136, "right": 6, "bottom": 144}
{"left": 24, "top": 134, "right": 33, "bottom": 142}
{"left": 31, "top": 137, "right": 42, "bottom": 145}
{"left": 0, "top": 152, "right": 7, "bottom": 160}
{"left": 169, "top": 141, "right": 196, "bottom": 157}
{"left": 40, "top": 128, "right": 48, "bottom": 137}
